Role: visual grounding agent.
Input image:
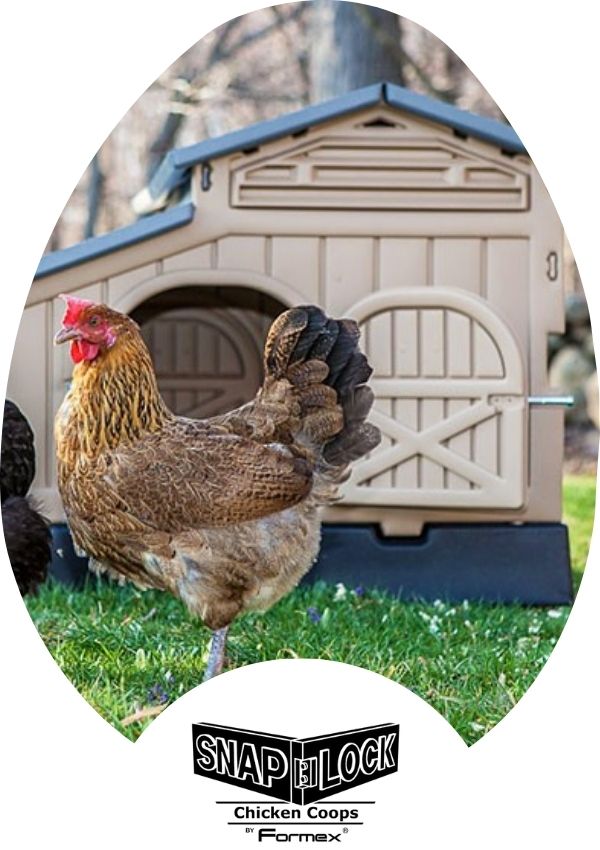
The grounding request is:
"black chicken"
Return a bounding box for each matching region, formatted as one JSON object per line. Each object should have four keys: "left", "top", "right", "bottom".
{"left": 2, "top": 496, "right": 50, "bottom": 595}
{"left": 1, "top": 400, "right": 50, "bottom": 595}
{"left": 1, "top": 400, "right": 36, "bottom": 501}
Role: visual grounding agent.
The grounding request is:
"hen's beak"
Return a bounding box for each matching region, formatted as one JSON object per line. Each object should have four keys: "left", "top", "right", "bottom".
{"left": 54, "top": 326, "right": 80, "bottom": 345}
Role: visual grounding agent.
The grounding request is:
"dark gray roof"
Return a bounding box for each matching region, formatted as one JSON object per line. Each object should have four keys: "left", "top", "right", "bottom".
{"left": 35, "top": 202, "right": 195, "bottom": 280}
{"left": 384, "top": 83, "right": 525, "bottom": 153}
{"left": 148, "top": 81, "right": 525, "bottom": 202}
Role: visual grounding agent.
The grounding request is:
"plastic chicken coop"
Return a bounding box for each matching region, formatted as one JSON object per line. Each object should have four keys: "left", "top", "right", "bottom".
{"left": 9, "top": 82, "right": 572, "bottom": 602}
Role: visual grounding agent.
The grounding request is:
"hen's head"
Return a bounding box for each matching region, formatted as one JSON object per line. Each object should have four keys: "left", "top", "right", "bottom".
{"left": 54, "top": 296, "right": 136, "bottom": 364}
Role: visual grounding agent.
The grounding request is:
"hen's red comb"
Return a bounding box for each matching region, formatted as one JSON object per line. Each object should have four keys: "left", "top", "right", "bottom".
{"left": 59, "top": 294, "right": 95, "bottom": 326}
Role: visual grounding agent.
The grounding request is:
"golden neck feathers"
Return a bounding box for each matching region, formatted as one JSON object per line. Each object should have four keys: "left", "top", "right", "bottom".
{"left": 56, "top": 330, "right": 171, "bottom": 465}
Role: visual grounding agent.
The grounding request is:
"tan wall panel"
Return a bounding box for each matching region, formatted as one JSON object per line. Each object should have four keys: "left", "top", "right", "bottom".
{"left": 379, "top": 238, "right": 428, "bottom": 288}
{"left": 367, "top": 311, "right": 393, "bottom": 376}
{"left": 163, "top": 242, "right": 214, "bottom": 272}
{"left": 474, "top": 415, "right": 498, "bottom": 476}
{"left": 217, "top": 235, "right": 266, "bottom": 273}
{"left": 421, "top": 398, "right": 445, "bottom": 489}
{"left": 486, "top": 238, "right": 529, "bottom": 352}
{"left": 531, "top": 407, "right": 563, "bottom": 519}
{"left": 474, "top": 324, "right": 503, "bottom": 377}
{"left": 528, "top": 171, "right": 565, "bottom": 393}
{"left": 433, "top": 238, "right": 481, "bottom": 294}
{"left": 7, "top": 303, "right": 48, "bottom": 489}
{"left": 271, "top": 236, "right": 320, "bottom": 303}
{"left": 446, "top": 399, "right": 471, "bottom": 491}
{"left": 108, "top": 262, "right": 157, "bottom": 307}
{"left": 394, "top": 399, "right": 418, "bottom": 488}
{"left": 371, "top": 397, "right": 393, "bottom": 487}
{"left": 420, "top": 310, "right": 445, "bottom": 376}
{"left": 393, "top": 310, "right": 419, "bottom": 377}
{"left": 447, "top": 312, "right": 471, "bottom": 377}
{"left": 324, "top": 237, "right": 373, "bottom": 314}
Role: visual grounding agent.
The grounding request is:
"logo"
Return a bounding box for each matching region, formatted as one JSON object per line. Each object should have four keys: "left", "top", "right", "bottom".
{"left": 192, "top": 722, "right": 399, "bottom": 805}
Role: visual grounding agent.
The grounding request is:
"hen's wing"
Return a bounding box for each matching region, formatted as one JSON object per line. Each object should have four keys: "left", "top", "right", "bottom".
{"left": 87, "top": 420, "right": 312, "bottom": 532}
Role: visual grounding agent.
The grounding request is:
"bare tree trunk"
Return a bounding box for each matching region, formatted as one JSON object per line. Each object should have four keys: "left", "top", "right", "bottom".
{"left": 145, "top": 6, "right": 309, "bottom": 183}
{"left": 146, "top": 71, "right": 195, "bottom": 181}
{"left": 84, "top": 154, "right": 105, "bottom": 239}
{"left": 46, "top": 224, "right": 62, "bottom": 253}
{"left": 310, "top": 0, "right": 404, "bottom": 101}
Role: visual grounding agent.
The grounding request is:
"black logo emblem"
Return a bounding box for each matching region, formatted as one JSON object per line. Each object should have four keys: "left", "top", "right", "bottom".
{"left": 192, "top": 722, "right": 399, "bottom": 804}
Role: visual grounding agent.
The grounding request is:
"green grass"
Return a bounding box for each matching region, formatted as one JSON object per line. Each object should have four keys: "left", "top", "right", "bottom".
{"left": 26, "top": 476, "right": 596, "bottom": 745}
{"left": 563, "top": 474, "right": 596, "bottom": 591}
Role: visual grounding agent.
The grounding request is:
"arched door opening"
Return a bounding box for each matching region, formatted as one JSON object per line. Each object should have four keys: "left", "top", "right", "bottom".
{"left": 130, "top": 286, "right": 286, "bottom": 419}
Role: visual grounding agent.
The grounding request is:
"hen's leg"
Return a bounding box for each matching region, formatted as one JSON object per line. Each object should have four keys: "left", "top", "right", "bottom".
{"left": 203, "top": 626, "right": 229, "bottom": 681}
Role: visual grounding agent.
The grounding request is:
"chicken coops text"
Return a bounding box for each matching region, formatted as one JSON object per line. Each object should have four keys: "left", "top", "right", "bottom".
{"left": 192, "top": 722, "right": 399, "bottom": 804}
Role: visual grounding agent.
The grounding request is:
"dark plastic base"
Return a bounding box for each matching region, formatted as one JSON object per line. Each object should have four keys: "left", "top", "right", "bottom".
{"left": 50, "top": 524, "right": 93, "bottom": 588}
{"left": 304, "top": 523, "right": 573, "bottom": 605}
{"left": 49, "top": 521, "right": 574, "bottom": 605}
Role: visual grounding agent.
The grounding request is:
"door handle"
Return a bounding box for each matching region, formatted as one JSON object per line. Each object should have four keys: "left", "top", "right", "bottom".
{"left": 546, "top": 251, "right": 559, "bottom": 281}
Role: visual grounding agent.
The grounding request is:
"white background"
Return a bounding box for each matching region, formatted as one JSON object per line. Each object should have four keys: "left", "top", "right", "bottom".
{"left": 0, "top": 1, "right": 598, "bottom": 847}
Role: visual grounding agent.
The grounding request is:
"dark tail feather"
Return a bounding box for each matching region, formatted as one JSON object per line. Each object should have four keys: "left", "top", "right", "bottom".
{"left": 322, "top": 386, "right": 380, "bottom": 467}
{"left": 322, "top": 320, "right": 361, "bottom": 388}
{"left": 322, "top": 421, "right": 380, "bottom": 466}
{"left": 263, "top": 306, "right": 381, "bottom": 468}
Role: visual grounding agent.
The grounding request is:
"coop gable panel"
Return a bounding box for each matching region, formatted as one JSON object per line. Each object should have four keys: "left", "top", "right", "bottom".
{"left": 228, "top": 122, "right": 529, "bottom": 212}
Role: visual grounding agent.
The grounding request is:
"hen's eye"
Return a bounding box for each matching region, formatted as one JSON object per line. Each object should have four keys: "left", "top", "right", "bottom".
{"left": 88, "top": 316, "right": 100, "bottom": 327}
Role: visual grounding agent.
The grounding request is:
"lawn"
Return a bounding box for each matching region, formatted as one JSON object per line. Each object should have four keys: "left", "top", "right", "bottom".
{"left": 26, "top": 475, "right": 595, "bottom": 745}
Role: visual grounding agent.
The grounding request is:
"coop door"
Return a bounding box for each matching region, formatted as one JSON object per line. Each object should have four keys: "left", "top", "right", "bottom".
{"left": 140, "top": 307, "right": 264, "bottom": 419}
{"left": 345, "top": 288, "right": 527, "bottom": 509}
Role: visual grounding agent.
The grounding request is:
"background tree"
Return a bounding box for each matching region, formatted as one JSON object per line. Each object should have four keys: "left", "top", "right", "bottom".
{"left": 46, "top": 2, "right": 509, "bottom": 251}
{"left": 43, "top": 1, "right": 589, "bottom": 429}
{"left": 310, "top": 1, "right": 405, "bottom": 99}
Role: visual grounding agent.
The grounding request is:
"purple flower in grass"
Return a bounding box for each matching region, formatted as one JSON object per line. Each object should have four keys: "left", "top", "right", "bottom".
{"left": 148, "top": 683, "right": 169, "bottom": 705}
{"left": 353, "top": 586, "right": 365, "bottom": 598}
{"left": 307, "top": 606, "right": 322, "bottom": 624}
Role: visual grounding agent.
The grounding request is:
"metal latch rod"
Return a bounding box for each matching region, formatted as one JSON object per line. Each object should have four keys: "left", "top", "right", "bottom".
{"left": 528, "top": 395, "right": 575, "bottom": 407}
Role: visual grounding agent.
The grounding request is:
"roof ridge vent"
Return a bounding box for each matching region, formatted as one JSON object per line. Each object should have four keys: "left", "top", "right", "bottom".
{"left": 361, "top": 116, "right": 399, "bottom": 128}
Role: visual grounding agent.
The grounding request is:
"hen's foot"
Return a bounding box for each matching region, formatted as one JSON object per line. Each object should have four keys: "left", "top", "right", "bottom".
{"left": 203, "top": 626, "right": 229, "bottom": 682}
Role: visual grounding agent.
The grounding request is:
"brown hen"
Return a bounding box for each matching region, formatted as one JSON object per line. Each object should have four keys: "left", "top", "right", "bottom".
{"left": 54, "top": 296, "right": 380, "bottom": 678}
